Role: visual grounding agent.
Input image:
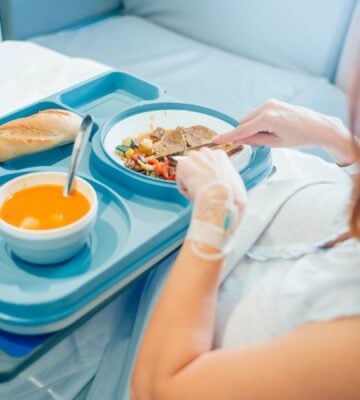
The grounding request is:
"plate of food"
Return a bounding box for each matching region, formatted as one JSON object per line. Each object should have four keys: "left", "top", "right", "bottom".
{"left": 102, "top": 104, "right": 252, "bottom": 182}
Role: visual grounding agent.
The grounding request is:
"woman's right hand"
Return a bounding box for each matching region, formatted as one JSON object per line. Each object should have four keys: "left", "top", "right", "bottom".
{"left": 176, "top": 147, "right": 247, "bottom": 210}
{"left": 176, "top": 148, "right": 247, "bottom": 229}
{"left": 213, "top": 99, "right": 356, "bottom": 166}
{"left": 176, "top": 148, "right": 247, "bottom": 255}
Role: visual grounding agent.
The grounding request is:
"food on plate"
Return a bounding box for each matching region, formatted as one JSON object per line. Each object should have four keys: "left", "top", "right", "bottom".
{"left": 153, "top": 127, "right": 187, "bottom": 158}
{"left": 115, "top": 125, "right": 239, "bottom": 181}
{"left": 0, "top": 109, "right": 82, "bottom": 162}
{"left": 182, "top": 125, "right": 217, "bottom": 148}
{"left": 0, "top": 184, "right": 90, "bottom": 230}
{"left": 153, "top": 126, "right": 217, "bottom": 157}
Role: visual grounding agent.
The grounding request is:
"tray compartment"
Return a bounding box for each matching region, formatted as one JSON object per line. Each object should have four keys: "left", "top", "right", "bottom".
{"left": 0, "top": 169, "right": 132, "bottom": 330}
{"left": 0, "top": 167, "right": 190, "bottom": 334}
{"left": 60, "top": 72, "right": 161, "bottom": 119}
{"left": 0, "top": 101, "right": 98, "bottom": 171}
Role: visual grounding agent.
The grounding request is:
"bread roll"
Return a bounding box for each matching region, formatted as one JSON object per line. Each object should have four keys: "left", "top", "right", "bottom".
{"left": 0, "top": 109, "right": 82, "bottom": 162}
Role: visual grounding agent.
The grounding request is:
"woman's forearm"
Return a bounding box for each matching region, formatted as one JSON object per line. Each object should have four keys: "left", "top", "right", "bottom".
{"left": 321, "top": 118, "right": 358, "bottom": 166}
{"left": 131, "top": 240, "right": 223, "bottom": 399}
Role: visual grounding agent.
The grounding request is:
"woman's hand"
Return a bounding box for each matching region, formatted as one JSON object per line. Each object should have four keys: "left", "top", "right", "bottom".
{"left": 213, "top": 99, "right": 356, "bottom": 166}
{"left": 176, "top": 147, "right": 247, "bottom": 214}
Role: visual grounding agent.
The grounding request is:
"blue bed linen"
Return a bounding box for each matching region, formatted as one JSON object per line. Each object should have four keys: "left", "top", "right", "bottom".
{"left": 0, "top": 279, "right": 144, "bottom": 400}
{"left": 30, "top": 15, "right": 348, "bottom": 125}
{"left": 86, "top": 251, "right": 176, "bottom": 400}
{"left": 0, "top": 0, "right": 123, "bottom": 40}
{"left": 123, "top": 0, "right": 357, "bottom": 83}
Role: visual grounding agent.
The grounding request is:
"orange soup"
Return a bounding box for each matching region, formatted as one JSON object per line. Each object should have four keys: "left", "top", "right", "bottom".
{"left": 0, "top": 184, "right": 91, "bottom": 230}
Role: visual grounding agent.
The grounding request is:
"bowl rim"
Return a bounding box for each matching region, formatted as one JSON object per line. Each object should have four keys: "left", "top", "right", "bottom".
{"left": 0, "top": 171, "right": 98, "bottom": 240}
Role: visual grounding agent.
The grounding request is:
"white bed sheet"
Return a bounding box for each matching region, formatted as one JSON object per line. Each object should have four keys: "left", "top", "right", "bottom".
{"left": 0, "top": 41, "right": 109, "bottom": 116}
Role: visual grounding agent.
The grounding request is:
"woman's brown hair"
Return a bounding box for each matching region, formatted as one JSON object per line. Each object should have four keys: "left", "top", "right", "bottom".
{"left": 349, "top": 53, "right": 360, "bottom": 237}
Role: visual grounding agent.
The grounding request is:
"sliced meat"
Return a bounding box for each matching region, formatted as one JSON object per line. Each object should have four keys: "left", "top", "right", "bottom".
{"left": 184, "top": 125, "right": 217, "bottom": 148}
{"left": 154, "top": 127, "right": 186, "bottom": 157}
{"left": 150, "top": 127, "right": 165, "bottom": 140}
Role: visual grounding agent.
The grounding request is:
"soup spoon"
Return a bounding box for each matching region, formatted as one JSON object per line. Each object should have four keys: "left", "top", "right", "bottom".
{"left": 63, "top": 114, "right": 93, "bottom": 196}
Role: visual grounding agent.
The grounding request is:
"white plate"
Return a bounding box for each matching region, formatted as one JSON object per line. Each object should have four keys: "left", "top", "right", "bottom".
{"left": 103, "top": 109, "right": 252, "bottom": 176}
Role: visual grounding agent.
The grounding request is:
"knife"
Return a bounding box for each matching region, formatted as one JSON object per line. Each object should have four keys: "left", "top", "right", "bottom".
{"left": 169, "top": 142, "right": 244, "bottom": 162}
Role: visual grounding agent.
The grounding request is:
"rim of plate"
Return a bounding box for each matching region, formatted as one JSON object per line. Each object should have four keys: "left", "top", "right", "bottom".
{"left": 101, "top": 103, "right": 250, "bottom": 185}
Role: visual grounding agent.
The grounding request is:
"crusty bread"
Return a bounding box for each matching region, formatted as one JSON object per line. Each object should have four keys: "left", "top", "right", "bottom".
{"left": 0, "top": 109, "right": 82, "bottom": 162}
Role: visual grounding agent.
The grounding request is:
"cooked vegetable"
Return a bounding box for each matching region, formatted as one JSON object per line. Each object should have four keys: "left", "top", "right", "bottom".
{"left": 139, "top": 138, "right": 154, "bottom": 155}
{"left": 122, "top": 137, "right": 132, "bottom": 147}
{"left": 130, "top": 138, "right": 137, "bottom": 149}
{"left": 154, "top": 161, "right": 170, "bottom": 179}
{"left": 125, "top": 148, "right": 135, "bottom": 159}
{"left": 115, "top": 145, "right": 129, "bottom": 155}
{"left": 137, "top": 158, "right": 154, "bottom": 172}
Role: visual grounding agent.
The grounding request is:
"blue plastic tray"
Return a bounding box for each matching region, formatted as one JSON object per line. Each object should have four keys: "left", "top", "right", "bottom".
{"left": 0, "top": 71, "right": 273, "bottom": 380}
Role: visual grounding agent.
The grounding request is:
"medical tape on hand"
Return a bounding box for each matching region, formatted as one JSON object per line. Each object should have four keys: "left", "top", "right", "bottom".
{"left": 187, "top": 181, "right": 239, "bottom": 260}
{"left": 188, "top": 219, "right": 226, "bottom": 248}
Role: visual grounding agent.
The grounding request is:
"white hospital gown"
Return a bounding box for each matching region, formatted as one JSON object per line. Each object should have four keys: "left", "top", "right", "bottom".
{"left": 215, "top": 180, "right": 360, "bottom": 348}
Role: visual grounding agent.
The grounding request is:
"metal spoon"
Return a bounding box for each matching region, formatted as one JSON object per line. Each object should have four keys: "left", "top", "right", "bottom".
{"left": 63, "top": 115, "right": 93, "bottom": 197}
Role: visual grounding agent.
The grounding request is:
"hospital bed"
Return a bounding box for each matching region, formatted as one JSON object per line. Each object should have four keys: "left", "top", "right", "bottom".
{"left": 0, "top": 1, "right": 359, "bottom": 398}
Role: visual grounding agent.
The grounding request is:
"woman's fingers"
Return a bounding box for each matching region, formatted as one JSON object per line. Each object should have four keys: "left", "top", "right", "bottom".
{"left": 176, "top": 158, "right": 192, "bottom": 198}
{"left": 241, "top": 132, "right": 279, "bottom": 146}
{"left": 213, "top": 116, "right": 265, "bottom": 144}
{"left": 176, "top": 157, "right": 207, "bottom": 200}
